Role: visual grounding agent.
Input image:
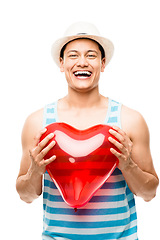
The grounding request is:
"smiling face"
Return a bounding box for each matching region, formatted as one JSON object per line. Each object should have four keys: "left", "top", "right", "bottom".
{"left": 60, "top": 38, "right": 106, "bottom": 93}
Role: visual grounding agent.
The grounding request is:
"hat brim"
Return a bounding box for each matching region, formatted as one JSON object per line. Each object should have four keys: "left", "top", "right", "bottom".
{"left": 51, "top": 34, "right": 114, "bottom": 67}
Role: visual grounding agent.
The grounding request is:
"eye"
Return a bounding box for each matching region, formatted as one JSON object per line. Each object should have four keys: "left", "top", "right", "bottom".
{"left": 68, "top": 54, "right": 78, "bottom": 58}
{"left": 87, "top": 54, "right": 97, "bottom": 59}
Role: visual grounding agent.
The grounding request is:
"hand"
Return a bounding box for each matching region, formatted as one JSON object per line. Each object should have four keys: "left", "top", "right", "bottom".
{"left": 29, "top": 128, "right": 56, "bottom": 175}
{"left": 108, "top": 126, "right": 133, "bottom": 171}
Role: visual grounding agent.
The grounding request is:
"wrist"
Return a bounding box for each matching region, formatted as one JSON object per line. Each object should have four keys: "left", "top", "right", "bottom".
{"left": 24, "top": 165, "right": 43, "bottom": 196}
{"left": 120, "top": 158, "right": 138, "bottom": 173}
{"left": 26, "top": 165, "right": 43, "bottom": 185}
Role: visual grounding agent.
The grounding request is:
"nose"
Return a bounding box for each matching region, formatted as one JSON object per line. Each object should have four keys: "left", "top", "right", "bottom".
{"left": 76, "top": 56, "right": 89, "bottom": 67}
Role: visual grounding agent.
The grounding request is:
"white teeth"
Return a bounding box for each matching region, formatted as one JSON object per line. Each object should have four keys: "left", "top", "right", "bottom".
{"left": 74, "top": 71, "right": 91, "bottom": 76}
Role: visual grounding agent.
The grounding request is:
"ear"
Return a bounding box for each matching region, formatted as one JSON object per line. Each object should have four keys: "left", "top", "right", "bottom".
{"left": 59, "top": 57, "right": 64, "bottom": 72}
{"left": 101, "top": 58, "right": 106, "bottom": 72}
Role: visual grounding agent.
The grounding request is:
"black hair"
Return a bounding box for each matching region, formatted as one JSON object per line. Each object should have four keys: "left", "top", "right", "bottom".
{"left": 60, "top": 38, "right": 105, "bottom": 60}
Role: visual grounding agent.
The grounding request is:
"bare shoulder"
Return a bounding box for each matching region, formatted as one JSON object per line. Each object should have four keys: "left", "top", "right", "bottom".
{"left": 21, "top": 108, "right": 44, "bottom": 148}
{"left": 24, "top": 108, "right": 44, "bottom": 129}
{"left": 121, "top": 105, "right": 149, "bottom": 143}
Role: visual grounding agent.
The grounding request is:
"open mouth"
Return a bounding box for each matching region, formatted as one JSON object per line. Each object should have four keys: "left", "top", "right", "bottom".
{"left": 73, "top": 71, "right": 92, "bottom": 79}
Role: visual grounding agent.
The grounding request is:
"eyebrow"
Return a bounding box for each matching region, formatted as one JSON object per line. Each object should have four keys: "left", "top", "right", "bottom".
{"left": 87, "top": 50, "right": 98, "bottom": 54}
{"left": 67, "top": 50, "right": 78, "bottom": 54}
{"left": 67, "top": 50, "right": 98, "bottom": 54}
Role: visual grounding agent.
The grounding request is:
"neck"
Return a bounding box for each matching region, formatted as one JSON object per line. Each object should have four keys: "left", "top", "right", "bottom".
{"left": 65, "top": 86, "right": 102, "bottom": 109}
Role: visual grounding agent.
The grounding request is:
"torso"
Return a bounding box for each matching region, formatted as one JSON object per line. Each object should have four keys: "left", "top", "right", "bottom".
{"left": 56, "top": 96, "right": 110, "bottom": 130}
{"left": 42, "top": 97, "right": 138, "bottom": 239}
{"left": 31, "top": 96, "right": 138, "bottom": 143}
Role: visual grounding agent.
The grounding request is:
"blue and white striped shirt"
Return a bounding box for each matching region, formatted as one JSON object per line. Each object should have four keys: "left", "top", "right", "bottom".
{"left": 42, "top": 98, "right": 138, "bottom": 240}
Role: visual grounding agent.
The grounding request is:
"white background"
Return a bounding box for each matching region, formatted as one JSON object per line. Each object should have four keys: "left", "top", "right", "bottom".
{"left": 0, "top": 0, "right": 160, "bottom": 239}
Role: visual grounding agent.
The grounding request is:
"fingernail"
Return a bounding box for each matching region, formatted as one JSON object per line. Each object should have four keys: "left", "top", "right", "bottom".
{"left": 41, "top": 128, "right": 47, "bottom": 134}
{"left": 49, "top": 133, "right": 54, "bottom": 138}
{"left": 110, "top": 148, "right": 114, "bottom": 153}
{"left": 109, "top": 129, "right": 114, "bottom": 133}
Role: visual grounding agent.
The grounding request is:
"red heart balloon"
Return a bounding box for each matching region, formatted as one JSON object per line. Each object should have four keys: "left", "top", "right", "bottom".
{"left": 40, "top": 123, "right": 119, "bottom": 209}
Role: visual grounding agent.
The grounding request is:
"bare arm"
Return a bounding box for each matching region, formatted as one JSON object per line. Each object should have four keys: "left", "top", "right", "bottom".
{"left": 109, "top": 106, "right": 159, "bottom": 201}
{"left": 16, "top": 110, "right": 56, "bottom": 203}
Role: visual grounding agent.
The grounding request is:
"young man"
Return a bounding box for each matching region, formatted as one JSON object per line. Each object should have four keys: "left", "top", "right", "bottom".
{"left": 16, "top": 22, "right": 159, "bottom": 240}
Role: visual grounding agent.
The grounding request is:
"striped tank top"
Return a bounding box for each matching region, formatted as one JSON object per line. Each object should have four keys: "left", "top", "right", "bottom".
{"left": 42, "top": 98, "right": 138, "bottom": 240}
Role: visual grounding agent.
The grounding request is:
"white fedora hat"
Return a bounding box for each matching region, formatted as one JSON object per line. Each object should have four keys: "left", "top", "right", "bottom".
{"left": 51, "top": 22, "right": 114, "bottom": 67}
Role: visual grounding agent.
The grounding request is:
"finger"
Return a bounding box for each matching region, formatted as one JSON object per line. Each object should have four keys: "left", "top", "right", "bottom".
{"left": 37, "top": 140, "right": 56, "bottom": 160}
{"left": 36, "top": 133, "right": 55, "bottom": 154}
{"left": 110, "top": 147, "right": 122, "bottom": 159}
{"left": 43, "top": 155, "right": 56, "bottom": 166}
{"left": 34, "top": 128, "right": 47, "bottom": 146}
{"left": 109, "top": 128, "right": 126, "bottom": 145}
{"left": 108, "top": 136, "right": 125, "bottom": 153}
{"left": 109, "top": 127, "right": 133, "bottom": 152}
{"left": 111, "top": 126, "right": 126, "bottom": 136}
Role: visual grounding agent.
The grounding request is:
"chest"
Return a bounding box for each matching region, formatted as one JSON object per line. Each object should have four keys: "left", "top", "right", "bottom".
{"left": 57, "top": 107, "right": 108, "bottom": 130}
